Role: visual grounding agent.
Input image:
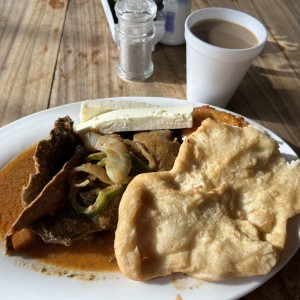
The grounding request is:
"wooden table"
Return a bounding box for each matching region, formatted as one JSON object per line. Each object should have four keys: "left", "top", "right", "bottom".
{"left": 0, "top": 0, "right": 299, "bottom": 299}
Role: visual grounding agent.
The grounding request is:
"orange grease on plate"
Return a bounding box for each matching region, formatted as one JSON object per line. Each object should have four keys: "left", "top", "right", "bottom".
{"left": 0, "top": 146, "right": 118, "bottom": 273}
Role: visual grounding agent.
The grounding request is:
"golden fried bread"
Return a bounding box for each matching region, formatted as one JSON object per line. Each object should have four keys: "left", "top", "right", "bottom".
{"left": 181, "top": 105, "right": 249, "bottom": 138}
{"left": 114, "top": 118, "right": 300, "bottom": 281}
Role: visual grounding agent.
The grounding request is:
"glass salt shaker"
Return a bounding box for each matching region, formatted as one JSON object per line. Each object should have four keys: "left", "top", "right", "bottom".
{"left": 115, "top": 0, "right": 157, "bottom": 81}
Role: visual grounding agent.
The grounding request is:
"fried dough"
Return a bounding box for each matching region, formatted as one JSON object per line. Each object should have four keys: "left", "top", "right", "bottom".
{"left": 180, "top": 105, "right": 249, "bottom": 138}
{"left": 114, "top": 118, "right": 300, "bottom": 281}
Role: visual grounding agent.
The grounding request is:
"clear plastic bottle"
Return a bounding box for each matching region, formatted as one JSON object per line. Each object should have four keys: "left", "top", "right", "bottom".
{"left": 160, "top": 0, "right": 192, "bottom": 45}
{"left": 115, "top": 0, "right": 157, "bottom": 81}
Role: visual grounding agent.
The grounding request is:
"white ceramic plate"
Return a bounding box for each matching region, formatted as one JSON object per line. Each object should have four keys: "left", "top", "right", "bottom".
{"left": 0, "top": 97, "right": 299, "bottom": 300}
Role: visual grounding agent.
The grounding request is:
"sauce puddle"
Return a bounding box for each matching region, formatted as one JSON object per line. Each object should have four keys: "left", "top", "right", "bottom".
{"left": 0, "top": 145, "right": 118, "bottom": 276}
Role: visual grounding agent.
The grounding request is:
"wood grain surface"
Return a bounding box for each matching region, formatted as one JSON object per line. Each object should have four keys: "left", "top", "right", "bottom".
{"left": 0, "top": 0, "right": 299, "bottom": 299}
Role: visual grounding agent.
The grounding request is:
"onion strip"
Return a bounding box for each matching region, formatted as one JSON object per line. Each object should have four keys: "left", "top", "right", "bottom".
{"left": 84, "top": 132, "right": 131, "bottom": 183}
{"left": 71, "top": 163, "right": 113, "bottom": 185}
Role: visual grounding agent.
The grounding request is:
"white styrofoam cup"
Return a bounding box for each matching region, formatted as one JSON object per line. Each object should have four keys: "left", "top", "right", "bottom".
{"left": 185, "top": 7, "right": 268, "bottom": 107}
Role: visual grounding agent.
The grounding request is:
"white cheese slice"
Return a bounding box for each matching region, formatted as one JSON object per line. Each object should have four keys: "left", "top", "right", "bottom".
{"left": 76, "top": 104, "right": 194, "bottom": 137}
{"left": 80, "top": 99, "right": 159, "bottom": 122}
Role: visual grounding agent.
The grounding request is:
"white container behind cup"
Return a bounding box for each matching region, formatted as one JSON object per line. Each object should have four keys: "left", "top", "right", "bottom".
{"left": 161, "top": 0, "right": 192, "bottom": 45}
{"left": 184, "top": 8, "right": 268, "bottom": 107}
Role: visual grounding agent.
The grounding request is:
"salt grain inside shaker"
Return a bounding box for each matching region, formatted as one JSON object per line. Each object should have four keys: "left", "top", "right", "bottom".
{"left": 115, "top": 0, "right": 157, "bottom": 81}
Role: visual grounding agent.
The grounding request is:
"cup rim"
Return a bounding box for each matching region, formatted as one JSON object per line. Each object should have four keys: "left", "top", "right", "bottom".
{"left": 184, "top": 7, "right": 268, "bottom": 60}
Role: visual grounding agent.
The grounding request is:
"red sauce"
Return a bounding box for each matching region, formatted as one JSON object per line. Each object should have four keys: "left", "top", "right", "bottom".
{"left": 0, "top": 146, "right": 118, "bottom": 273}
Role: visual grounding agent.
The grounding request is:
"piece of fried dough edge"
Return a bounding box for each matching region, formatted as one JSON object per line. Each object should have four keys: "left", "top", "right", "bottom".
{"left": 114, "top": 109, "right": 300, "bottom": 282}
